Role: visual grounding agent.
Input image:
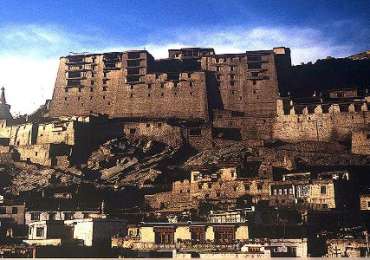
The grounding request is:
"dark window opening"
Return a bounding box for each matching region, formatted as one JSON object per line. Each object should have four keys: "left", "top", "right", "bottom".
{"left": 129, "top": 128, "right": 136, "bottom": 134}
{"left": 67, "top": 71, "right": 81, "bottom": 78}
{"left": 127, "top": 67, "right": 140, "bottom": 74}
{"left": 127, "top": 59, "right": 140, "bottom": 67}
{"left": 248, "top": 63, "right": 262, "bottom": 69}
{"left": 67, "top": 79, "right": 81, "bottom": 86}
{"left": 36, "top": 227, "right": 45, "bottom": 237}
{"left": 189, "top": 128, "right": 202, "bottom": 136}
{"left": 31, "top": 212, "right": 40, "bottom": 220}
{"left": 12, "top": 207, "right": 18, "bottom": 214}
{"left": 321, "top": 186, "right": 327, "bottom": 194}
{"left": 247, "top": 55, "right": 262, "bottom": 62}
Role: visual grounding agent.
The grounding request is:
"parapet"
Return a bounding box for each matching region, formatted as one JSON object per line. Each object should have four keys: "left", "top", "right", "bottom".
{"left": 276, "top": 98, "right": 368, "bottom": 116}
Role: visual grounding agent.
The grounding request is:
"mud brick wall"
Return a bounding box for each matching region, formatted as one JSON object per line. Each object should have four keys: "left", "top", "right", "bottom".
{"left": 273, "top": 99, "right": 370, "bottom": 143}
{"left": 123, "top": 121, "right": 184, "bottom": 147}
{"left": 351, "top": 129, "right": 370, "bottom": 155}
{"left": 49, "top": 52, "right": 209, "bottom": 121}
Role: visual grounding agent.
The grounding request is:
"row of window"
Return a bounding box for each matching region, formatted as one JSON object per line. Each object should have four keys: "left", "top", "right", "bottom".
{"left": 65, "top": 86, "right": 107, "bottom": 92}
{"left": 129, "top": 91, "right": 193, "bottom": 98}
{"left": 29, "top": 212, "right": 91, "bottom": 220}
{"left": 0, "top": 206, "right": 19, "bottom": 214}
{"left": 196, "top": 183, "right": 263, "bottom": 191}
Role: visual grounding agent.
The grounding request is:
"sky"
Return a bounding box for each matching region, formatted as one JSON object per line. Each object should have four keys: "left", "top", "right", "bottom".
{"left": 0, "top": 0, "right": 369, "bottom": 114}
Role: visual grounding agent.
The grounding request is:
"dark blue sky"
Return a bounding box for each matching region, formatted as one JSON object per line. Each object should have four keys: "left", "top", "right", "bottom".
{"left": 1, "top": 0, "right": 369, "bottom": 50}
{"left": 0, "top": 0, "right": 369, "bottom": 113}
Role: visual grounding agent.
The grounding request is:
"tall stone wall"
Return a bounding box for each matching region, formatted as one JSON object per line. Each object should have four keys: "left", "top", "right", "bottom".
{"left": 273, "top": 99, "right": 370, "bottom": 142}
{"left": 48, "top": 52, "right": 209, "bottom": 120}
{"left": 201, "top": 50, "right": 283, "bottom": 117}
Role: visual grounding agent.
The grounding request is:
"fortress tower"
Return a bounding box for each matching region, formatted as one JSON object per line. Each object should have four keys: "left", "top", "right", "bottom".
{"left": 0, "top": 87, "right": 12, "bottom": 120}
{"left": 48, "top": 47, "right": 291, "bottom": 122}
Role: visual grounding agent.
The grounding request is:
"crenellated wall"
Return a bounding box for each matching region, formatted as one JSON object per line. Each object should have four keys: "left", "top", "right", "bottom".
{"left": 273, "top": 99, "right": 370, "bottom": 142}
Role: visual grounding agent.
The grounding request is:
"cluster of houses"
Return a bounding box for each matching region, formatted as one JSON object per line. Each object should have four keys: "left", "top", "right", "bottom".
{"left": 0, "top": 166, "right": 369, "bottom": 257}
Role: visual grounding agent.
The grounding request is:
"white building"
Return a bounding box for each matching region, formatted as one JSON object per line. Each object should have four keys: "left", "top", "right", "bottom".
{"left": 24, "top": 218, "right": 126, "bottom": 247}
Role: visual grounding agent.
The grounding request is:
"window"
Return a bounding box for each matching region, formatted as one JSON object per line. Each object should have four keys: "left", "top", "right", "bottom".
{"left": 148, "top": 93, "right": 151, "bottom": 97}
{"left": 248, "top": 63, "right": 262, "bottom": 69}
{"left": 158, "top": 123, "right": 162, "bottom": 128}
{"left": 67, "top": 71, "right": 81, "bottom": 78}
{"left": 90, "top": 87, "right": 93, "bottom": 92}
{"left": 0, "top": 207, "right": 6, "bottom": 214}
{"left": 49, "top": 212, "right": 57, "bottom": 220}
{"left": 36, "top": 227, "right": 45, "bottom": 237}
{"left": 148, "top": 84, "right": 152, "bottom": 89}
{"left": 257, "top": 184, "right": 263, "bottom": 190}
{"left": 130, "top": 93, "right": 133, "bottom": 98}
{"left": 129, "top": 128, "right": 136, "bottom": 134}
{"left": 65, "top": 88, "right": 68, "bottom": 93}
{"left": 64, "top": 97, "right": 68, "bottom": 101}
{"left": 251, "top": 72, "right": 259, "bottom": 77}
{"left": 64, "top": 212, "right": 73, "bottom": 220}
{"left": 78, "top": 88, "right": 82, "bottom": 92}
{"left": 189, "top": 128, "right": 201, "bottom": 136}
{"left": 91, "top": 80, "right": 94, "bottom": 85}
{"left": 161, "top": 93, "right": 164, "bottom": 97}
{"left": 103, "top": 86, "right": 107, "bottom": 91}
{"left": 247, "top": 55, "right": 262, "bottom": 62}
{"left": 31, "top": 212, "right": 40, "bottom": 220}
{"left": 253, "top": 80, "right": 257, "bottom": 85}
{"left": 321, "top": 186, "right": 327, "bottom": 194}
{"left": 146, "top": 123, "right": 150, "bottom": 128}
{"left": 67, "top": 79, "right": 80, "bottom": 86}
{"left": 367, "top": 201, "right": 370, "bottom": 208}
